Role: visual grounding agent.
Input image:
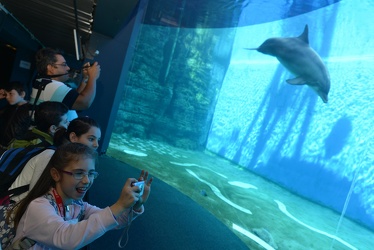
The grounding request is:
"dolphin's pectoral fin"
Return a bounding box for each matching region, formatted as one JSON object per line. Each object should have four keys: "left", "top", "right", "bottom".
{"left": 286, "top": 77, "right": 306, "bottom": 85}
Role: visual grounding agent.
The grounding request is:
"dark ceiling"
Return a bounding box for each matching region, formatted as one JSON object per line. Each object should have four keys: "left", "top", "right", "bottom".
{"left": 0, "top": 0, "right": 341, "bottom": 59}
{"left": 0, "top": 0, "right": 140, "bottom": 58}
{"left": 143, "top": 0, "right": 342, "bottom": 28}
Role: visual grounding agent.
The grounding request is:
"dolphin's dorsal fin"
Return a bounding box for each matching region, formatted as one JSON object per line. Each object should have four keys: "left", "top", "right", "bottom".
{"left": 298, "top": 25, "right": 309, "bottom": 44}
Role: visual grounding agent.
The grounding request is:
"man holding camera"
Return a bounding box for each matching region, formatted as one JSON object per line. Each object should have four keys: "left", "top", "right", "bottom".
{"left": 30, "top": 48, "right": 101, "bottom": 121}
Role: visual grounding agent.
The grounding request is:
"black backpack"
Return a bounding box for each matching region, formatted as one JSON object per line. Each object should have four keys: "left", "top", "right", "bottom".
{"left": 0, "top": 145, "right": 55, "bottom": 204}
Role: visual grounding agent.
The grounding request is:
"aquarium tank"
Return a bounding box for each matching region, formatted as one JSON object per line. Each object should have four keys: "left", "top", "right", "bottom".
{"left": 107, "top": 0, "right": 374, "bottom": 249}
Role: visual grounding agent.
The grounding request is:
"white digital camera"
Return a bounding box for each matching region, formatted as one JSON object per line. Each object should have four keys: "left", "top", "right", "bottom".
{"left": 133, "top": 181, "right": 144, "bottom": 196}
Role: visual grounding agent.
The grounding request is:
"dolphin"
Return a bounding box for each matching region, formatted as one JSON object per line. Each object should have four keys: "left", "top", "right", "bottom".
{"left": 246, "top": 25, "right": 330, "bottom": 103}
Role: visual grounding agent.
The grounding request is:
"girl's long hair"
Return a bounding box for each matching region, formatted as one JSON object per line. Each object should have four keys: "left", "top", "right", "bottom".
{"left": 10, "top": 143, "right": 98, "bottom": 228}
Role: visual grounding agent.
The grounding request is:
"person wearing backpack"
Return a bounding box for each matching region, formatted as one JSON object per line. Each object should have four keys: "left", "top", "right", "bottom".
{"left": 0, "top": 102, "right": 70, "bottom": 204}
{"left": 6, "top": 117, "right": 101, "bottom": 203}
{"left": 8, "top": 101, "right": 69, "bottom": 149}
{"left": 8, "top": 143, "right": 152, "bottom": 250}
{"left": 0, "top": 81, "right": 32, "bottom": 150}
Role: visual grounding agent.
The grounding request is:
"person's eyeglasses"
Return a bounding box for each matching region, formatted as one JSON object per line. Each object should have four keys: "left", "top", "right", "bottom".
{"left": 60, "top": 170, "right": 99, "bottom": 180}
{"left": 53, "top": 62, "right": 69, "bottom": 67}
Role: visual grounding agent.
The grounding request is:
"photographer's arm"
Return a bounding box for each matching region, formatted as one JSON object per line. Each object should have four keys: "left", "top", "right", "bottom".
{"left": 72, "top": 62, "right": 101, "bottom": 110}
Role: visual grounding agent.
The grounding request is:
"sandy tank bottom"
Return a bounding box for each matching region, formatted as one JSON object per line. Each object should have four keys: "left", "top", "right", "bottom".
{"left": 107, "top": 133, "right": 373, "bottom": 250}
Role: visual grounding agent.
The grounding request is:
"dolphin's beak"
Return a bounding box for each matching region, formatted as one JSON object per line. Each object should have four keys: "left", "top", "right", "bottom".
{"left": 320, "top": 94, "right": 328, "bottom": 103}
{"left": 244, "top": 48, "right": 258, "bottom": 50}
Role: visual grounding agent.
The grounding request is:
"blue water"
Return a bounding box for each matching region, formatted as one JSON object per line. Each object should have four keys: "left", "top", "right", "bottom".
{"left": 206, "top": 0, "right": 374, "bottom": 229}
{"left": 112, "top": 0, "right": 374, "bottom": 248}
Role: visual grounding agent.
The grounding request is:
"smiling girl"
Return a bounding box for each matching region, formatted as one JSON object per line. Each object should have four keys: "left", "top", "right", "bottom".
{"left": 9, "top": 143, "right": 152, "bottom": 249}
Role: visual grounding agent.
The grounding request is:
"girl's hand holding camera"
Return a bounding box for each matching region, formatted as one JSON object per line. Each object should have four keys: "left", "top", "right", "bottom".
{"left": 110, "top": 170, "right": 153, "bottom": 217}
{"left": 133, "top": 170, "right": 153, "bottom": 211}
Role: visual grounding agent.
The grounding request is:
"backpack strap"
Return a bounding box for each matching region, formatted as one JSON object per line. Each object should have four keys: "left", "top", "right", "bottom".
{"left": 1, "top": 185, "right": 29, "bottom": 200}
{"left": 30, "top": 78, "right": 52, "bottom": 118}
